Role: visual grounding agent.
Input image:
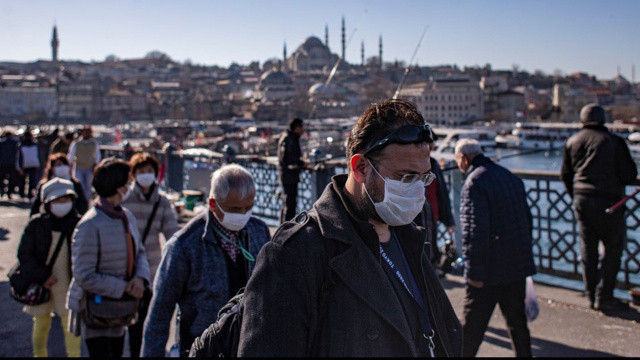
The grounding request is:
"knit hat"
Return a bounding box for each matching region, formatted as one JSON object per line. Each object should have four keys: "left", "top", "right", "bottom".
{"left": 580, "top": 103, "right": 606, "bottom": 125}
{"left": 41, "top": 178, "right": 77, "bottom": 203}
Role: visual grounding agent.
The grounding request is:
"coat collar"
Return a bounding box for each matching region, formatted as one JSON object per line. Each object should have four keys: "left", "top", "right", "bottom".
{"left": 467, "top": 153, "right": 492, "bottom": 176}
{"left": 132, "top": 182, "right": 160, "bottom": 202}
{"left": 311, "top": 174, "right": 425, "bottom": 353}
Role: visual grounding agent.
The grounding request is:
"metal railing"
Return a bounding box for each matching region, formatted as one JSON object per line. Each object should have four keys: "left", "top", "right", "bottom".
{"left": 101, "top": 146, "right": 640, "bottom": 289}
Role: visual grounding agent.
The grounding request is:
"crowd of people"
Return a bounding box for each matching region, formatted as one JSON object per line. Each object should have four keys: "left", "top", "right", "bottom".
{"left": 7, "top": 100, "right": 637, "bottom": 357}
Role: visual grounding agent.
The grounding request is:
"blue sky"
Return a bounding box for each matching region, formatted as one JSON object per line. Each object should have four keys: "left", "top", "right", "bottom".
{"left": 1, "top": 0, "right": 639, "bottom": 80}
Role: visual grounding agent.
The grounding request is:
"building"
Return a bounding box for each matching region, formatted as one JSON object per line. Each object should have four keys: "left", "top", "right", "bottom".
{"left": 286, "top": 36, "right": 339, "bottom": 74}
{"left": 400, "top": 75, "right": 484, "bottom": 125}
{"left": 553, "top": 84, "right": 598, "bottom": 122}
{"left": 0, "top": 86, "right": 57, "bottom": 122}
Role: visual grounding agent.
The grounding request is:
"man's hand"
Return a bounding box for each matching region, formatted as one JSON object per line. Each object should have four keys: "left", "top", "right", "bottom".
{"left": 447, "top": 226, "right": 456, "bottom": 235}
{"left": 125, "top": 277, "right": 145, "bottom": 299}
{"left": 467, "top": 279, "right": 484, "bottom": 288}
{"left": 43, "top": 275, "right": 57, "bottom": 289}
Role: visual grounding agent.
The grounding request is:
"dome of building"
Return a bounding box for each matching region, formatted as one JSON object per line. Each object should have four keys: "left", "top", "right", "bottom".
{"left": 302, "top": 36, "right": 326, "bottom": 52}
{"left": 259, "top": 68, "right": 293, "bottom": 85}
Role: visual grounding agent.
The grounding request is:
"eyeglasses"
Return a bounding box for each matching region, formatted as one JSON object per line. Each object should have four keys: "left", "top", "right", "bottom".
{"left": 370, "top": 159, "right": 436, "bottom": 186}
{"left": 363, "top": 124, "right": 436, "bottom": 156}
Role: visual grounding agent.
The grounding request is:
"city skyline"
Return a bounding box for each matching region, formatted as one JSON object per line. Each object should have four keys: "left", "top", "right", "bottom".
{"left": 1, "top": 0, "right": 639, "bottom": 80}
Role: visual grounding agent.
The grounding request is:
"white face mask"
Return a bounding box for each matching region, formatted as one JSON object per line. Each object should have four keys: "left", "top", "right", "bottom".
{"left": 53, "top": 165, "right": 71, "bottom": 180}
{"left": 214, "top": 206, "right": 252, "bottom": 232}
{"left": 50, "top": 201, "right": 73, "bottom": 218}
{"left": 364, "top": 160, "right": 426, "bottom": 226}
{"left": 136, "top": 173, "right": 156, "bottom": 188}
{"left": 119, "top": 186, "right": 132, "bottom": 202}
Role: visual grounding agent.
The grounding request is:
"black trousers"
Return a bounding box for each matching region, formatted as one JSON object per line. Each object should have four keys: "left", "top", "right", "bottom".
{"left": 128, "top": 290, "right": 153, "bottom": 358}
{"left": 280, "top": 182, "right": 298, "bottom": 223}
{"left": 573, "top": 194, "right": 626, "bottom": 305}
{"left": 462, "top": 279, "right": 531, "bottom": 357}
{"left": 86, "top": 335, "right": 125, "bottom": 358}
{"left": 18, "top": 167, "right": 39, "bottom": 198}
{"left": 0, "top": 165, "right": 16, "bottom": 197}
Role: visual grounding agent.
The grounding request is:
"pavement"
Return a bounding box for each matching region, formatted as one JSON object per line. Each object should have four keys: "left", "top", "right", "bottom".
{"left": 1, "top": 199, "right": 640, "bottom": 357}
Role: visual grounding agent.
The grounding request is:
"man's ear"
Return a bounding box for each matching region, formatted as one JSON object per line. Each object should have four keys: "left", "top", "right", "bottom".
{"left": 209, "top": 198, "right": 216, "bottom": 210}
{"left": 350, "top": 154, "right": 368, "bottom": 184}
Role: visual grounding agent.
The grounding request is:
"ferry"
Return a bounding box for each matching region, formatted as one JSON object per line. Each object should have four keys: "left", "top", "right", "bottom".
{"left": 628, "top": 132, "right": 640, "bottom": 157}
{"left": 495, "top": 122, "right": 581, "bottom": 150}
{"left": 431, "top": 127, "right": 497, "bottom": 165}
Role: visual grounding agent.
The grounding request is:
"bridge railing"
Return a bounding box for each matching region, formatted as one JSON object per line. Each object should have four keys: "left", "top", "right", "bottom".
{"left": 100, "top": 146, "right": 640, "bottom": 289}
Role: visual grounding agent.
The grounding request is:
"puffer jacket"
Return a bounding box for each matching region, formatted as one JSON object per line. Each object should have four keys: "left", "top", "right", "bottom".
{"left": 141, "top": 212, "right": 270, "bottom": 357}
{"left": 67, "top": 206, "right": 150, "bottom": 339}
{"left": 561, "top": 125, "right": 637, "bottom": 198}
{"left": 122, "top": 183, "right": 179, "bottom": 285}
{"left": 460, "top": 154, "right": 536, "bottom": 286}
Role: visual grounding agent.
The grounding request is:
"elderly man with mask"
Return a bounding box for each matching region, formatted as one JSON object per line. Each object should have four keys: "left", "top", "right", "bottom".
{"left": 239, "top": 99, "right": 462, "bottom": 357}
{"left": 142, "top": 164, "right": 271, "bottom": 357}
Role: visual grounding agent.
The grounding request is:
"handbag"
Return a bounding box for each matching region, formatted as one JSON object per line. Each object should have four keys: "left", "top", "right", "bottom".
{"left": 8, "top": 233, "right": 67, "bottom": 306}
{"left": 81, "top": 222, "right": 140, "bottom": 329}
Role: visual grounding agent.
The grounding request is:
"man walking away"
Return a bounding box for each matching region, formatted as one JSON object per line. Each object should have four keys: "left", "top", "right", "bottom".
{"left": 561, "top": 103, "right": 637, "bottom": 311}
{"left": 277, "top": 118, "right": 309, "bottom": 223}
{"left": 0, "top": 131, "right": 19, "bottom": 199}
{"left": 18, "top": 130, "right": 41, "bottom": 199}
{"left": 68, "top": 125, "right": 101, "bottom": 201}
{"left": 455, "top": 138, "right": 536, "bottom": 357}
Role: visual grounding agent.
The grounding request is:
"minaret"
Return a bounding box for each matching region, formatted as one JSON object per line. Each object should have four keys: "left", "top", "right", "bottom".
{"left": 633, "top": 64, "right": 636, "bottom": 85}
{"left": 282, "top": 42, "right": 287, "bottom": 71}
{"left": 341, "top": 16, "right": 346, "bottom": 60}
{"left": 325, "top": 24, "right": 329, "bottom": 48}
{"left": 361, "top": 41, "right": 365, "bottom": 66}
{"left": 379, "top": 35, "right": 383, "bottom": 70}
{"left": 51, "top": 25, "right": 59, "bottom": 62}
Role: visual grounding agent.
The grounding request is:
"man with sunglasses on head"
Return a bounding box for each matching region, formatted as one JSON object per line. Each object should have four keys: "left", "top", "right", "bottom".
{"left": 238, "top": 99, "right": 462, "bottom": 357}
{"left": 454, "top": 139, "right": 536, "bottom": 357}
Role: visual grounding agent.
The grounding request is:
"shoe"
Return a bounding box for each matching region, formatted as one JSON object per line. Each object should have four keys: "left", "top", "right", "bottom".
{"left": 596, "top": 299, "right": 630, "bottom": 311}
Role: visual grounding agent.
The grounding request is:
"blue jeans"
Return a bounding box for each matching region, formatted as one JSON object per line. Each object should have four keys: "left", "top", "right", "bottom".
{"left": 74, "top": 167, "right": 94, "bottom": 201}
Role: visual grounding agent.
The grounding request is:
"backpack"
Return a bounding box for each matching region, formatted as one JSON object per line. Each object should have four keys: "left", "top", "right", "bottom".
{"left": 189, "top": 210, "right": 334, "bottom": 358}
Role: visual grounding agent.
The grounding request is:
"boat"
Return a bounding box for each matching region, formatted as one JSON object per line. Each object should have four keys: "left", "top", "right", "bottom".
{"left": 498, "top": 122, "right": 581, "bottom": 150}
{"left": 431, "top": 127, "right": 497, "bottom": 165}
{"left": 628, "top": 132, "right": 640, "bottom": 157}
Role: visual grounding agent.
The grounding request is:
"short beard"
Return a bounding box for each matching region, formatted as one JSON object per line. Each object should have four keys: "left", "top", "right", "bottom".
{"left": 359, "top": 172, "right": 384, "bottom": 223}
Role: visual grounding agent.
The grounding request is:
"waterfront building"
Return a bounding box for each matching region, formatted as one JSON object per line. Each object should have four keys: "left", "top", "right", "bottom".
{"left": 0, "top": 86, "right": 57, "bottom": 122}
{"left": 552, "top": 84, "right": 598, "bottom": 122}
{"left": 400, "top": 74, "right": 484, "bottom": 125}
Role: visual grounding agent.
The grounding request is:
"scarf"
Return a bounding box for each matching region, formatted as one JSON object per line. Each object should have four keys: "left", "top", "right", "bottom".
{"left": 95, "top": 197, "right": 135, "bottom": 279}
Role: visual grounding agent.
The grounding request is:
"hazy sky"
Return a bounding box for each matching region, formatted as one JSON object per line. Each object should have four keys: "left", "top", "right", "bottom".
{"left": 1, "top": 0, "right": 639, "bottom": 80}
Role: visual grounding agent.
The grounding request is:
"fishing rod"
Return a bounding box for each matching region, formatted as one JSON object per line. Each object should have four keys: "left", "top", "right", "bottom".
{"left": 605, "top": 187, "right": 640, "bottom": 214}
{"left": 309, "top": 28, "right": 358, "bottom": 119}
{"left": 392, "top": 25, "right": 428, "bottom": 100}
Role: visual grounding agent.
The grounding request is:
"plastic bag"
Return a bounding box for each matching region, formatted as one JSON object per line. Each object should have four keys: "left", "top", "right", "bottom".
{"left": 525, "top": 276, "right": 539, "bottom": 322}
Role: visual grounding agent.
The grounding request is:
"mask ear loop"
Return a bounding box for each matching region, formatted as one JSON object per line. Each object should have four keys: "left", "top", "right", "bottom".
{"left": 211, "top": 225, "right": 256, "bottom": 262}
{"left": 363, "top": 158, "right": 387, "bottom": 206}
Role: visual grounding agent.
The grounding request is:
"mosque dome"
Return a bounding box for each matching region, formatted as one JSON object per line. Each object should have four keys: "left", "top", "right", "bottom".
{"left": 259, "top": 68, "right": 292, "bottom": 85}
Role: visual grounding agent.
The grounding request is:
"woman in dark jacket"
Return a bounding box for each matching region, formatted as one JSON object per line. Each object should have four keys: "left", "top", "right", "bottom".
{"left": 18, "top": 178, "right": 82, "bottom": 357}
{"left": 31, "top": 153, "right": 89, "bottom": 216}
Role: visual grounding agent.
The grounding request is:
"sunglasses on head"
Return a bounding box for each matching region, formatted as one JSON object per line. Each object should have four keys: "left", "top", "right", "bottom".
{"left": 363, "top": 124, "right": 436, "bottom": 156}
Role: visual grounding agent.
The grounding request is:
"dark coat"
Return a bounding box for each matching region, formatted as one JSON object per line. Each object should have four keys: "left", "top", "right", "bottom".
{"left": 432, "top": 158, "right": 455, "bottom": 227}
{"left": 16, "top": 211, "right": 81, "bottom": 285}
{"left": 460, "top": 155, "right": 536, "bottom": 285}
{"left": 561, "top": 125, "right": 637, "bottom": 198}
{"left": 30, "top": 178, "right": 89, "bottom": 216}
{"left": 0, "top": 136, "right": 19, "bottom": 166}
{"left": 277, "top": 130, "right": 303, "bottom": 185}
{"left": 238, "top": 174, "right": 463, "bottom": 357}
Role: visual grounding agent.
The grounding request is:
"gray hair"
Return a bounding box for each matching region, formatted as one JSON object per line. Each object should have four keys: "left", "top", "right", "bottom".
{"left": 209, "top": 164, "right": 255, "bottom": 201}
{"left": 454, "top": 138, "right": 483, "bottom": 158}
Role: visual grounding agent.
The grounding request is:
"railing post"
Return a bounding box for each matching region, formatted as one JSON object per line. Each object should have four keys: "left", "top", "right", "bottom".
{"left": 166, "top": 149, "right": 184, "bottom": 192}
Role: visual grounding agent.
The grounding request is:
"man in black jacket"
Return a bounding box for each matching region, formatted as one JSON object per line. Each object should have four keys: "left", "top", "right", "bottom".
{"left": 455, "top": 138, "right": 536, "bottom": 357}
{"left": 239, "top": 99, "right": 462, "bottom": 357}
{"left": 561, "top": 103, "right": 637, "bottom": 312}
{"left": 277, "top": 118, "right": 308, "bottom": 223}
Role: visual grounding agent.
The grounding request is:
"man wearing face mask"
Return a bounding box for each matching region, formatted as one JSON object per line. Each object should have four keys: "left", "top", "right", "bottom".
{"left": 238, "top": 99, "right": 462, "bottom": 357}
{"left": 122, "top": 152, "right": 179, "bottom": 357}
{"left": 142, "top": 164, "right": 271, "bottom": 357}
{"left": 454, "top": 139, "right": 535, "bottom": 357}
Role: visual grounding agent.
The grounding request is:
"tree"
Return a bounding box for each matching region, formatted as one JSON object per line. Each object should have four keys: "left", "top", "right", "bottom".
{"left": 104, "top": 54, "right": 120, "bottom": 63}
{"left": 145, "top": 51, "right": 171, "bottom": 61}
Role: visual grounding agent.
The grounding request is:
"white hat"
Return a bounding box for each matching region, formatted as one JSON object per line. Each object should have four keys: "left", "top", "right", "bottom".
{"left": 41, "top": 178, "right": 77, "bottom": 203}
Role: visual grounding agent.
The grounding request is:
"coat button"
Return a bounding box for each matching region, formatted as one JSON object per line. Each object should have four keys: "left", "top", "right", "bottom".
{"left": 367, "top": 328, "right": 379, "bottom": 340}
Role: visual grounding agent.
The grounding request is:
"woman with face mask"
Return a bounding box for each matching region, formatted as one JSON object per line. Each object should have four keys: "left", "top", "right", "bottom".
{"left": 30, "top": 153, "right": 89, "bottom": 217}
{"left": 17, "top": 178, "right": 82, "bottom": 357}
{"left": 121, "top": 152, "right": 179, "bottom": 358}
{"left": 66, "top": 158, "right": 150, "bottom": 358}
